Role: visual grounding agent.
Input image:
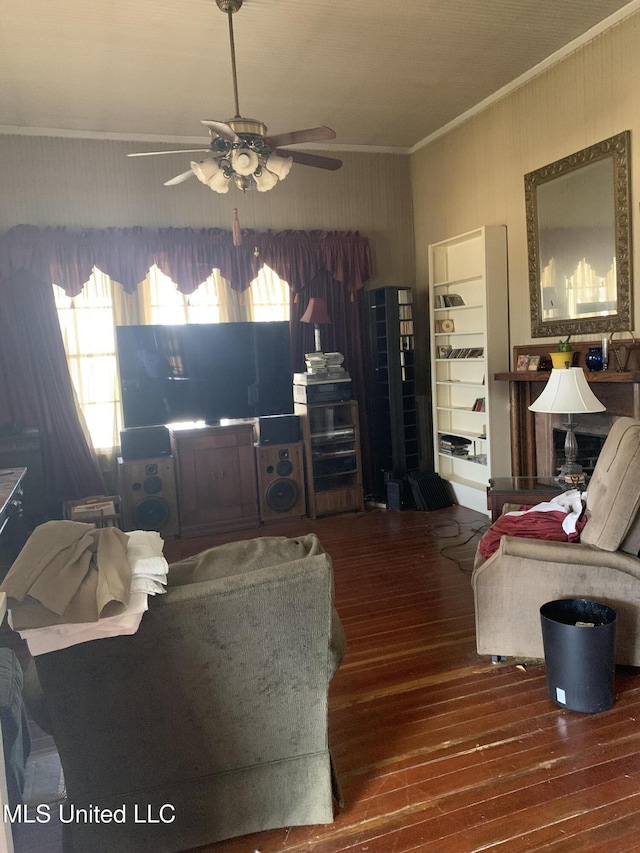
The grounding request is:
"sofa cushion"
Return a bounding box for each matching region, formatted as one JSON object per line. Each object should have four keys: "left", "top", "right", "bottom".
{"left": 581, "top": 418, "right": 640, "bottom": 553}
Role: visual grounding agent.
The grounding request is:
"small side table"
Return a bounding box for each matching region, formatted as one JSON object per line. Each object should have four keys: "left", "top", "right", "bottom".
{"left": 487, "top": 477, "right": 583, "bottom": 522}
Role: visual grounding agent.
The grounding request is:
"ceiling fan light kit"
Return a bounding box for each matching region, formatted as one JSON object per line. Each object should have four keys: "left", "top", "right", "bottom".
{"left": 128, "top": 0, "right": 342, "bottom": 194}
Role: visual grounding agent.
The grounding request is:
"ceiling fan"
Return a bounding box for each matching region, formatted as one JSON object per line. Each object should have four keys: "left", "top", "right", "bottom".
{"left": 128, "top": 0, "right": 343, "bottom": 193}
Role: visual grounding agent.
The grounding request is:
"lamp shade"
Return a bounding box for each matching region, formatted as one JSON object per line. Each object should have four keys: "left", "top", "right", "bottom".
{"left": 266, "top": 152, "right": 293, "bottom": 181}
{"left": 231, "top": 148, "right": 259, "bottom": 176}
{"left": 300, "top": 298, "right": 332, "bottom": 326}
{"left": 253, "top": 167, "right": 279, "bottom": 192}
{"left": 191, "top": 158, "right": 230, "bottom": 193}
{"left": 528, "top": 367, "right": 606, "bottom": 414}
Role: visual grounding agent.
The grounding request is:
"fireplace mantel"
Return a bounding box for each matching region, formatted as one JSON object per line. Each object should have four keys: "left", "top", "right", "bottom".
{"left": 496, "top": 344, "right": 640, "bottom": 476}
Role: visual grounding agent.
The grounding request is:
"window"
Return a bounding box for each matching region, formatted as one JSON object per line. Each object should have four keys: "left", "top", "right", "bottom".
{"left": 246, "top": 265, "right": 290, "bottom": 321}
{"left": 53, "top": 269, "right": 122, "bottom": 450}
{"left": 145, "top": 265, "right": 222, "bottom": 324}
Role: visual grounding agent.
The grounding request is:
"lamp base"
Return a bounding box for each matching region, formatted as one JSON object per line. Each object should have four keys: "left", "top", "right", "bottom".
{"left": 554, "top": 469, "right": 587, "bottom": 488}
{"left": 554, "top": 418, "right": 587, "bottom": 487}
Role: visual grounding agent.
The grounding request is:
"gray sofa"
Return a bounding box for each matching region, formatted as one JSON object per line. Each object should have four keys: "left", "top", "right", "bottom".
{"left": 0, "top": 648, "right": 30, "bottom": 810}
{"left": 30, "top": 533, "right": 346, "bottom": 853}
{"left": 472, "top": 417, "right": 640, "bottom": 665}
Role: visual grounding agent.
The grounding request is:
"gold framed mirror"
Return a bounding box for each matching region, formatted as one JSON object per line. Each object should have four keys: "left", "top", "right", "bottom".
{"left": 525, "top": 131, "right": 632, "bottom": 338}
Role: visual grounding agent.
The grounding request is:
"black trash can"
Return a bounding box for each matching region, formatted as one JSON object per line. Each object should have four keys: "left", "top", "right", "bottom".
{"left": 540, "top": 598, "right": 617, "bottom": 714}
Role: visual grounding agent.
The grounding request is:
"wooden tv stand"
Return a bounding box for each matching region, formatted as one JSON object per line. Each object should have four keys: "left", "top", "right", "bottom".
{"left": 169, "top": 422, "right": 260, "bottom": 538}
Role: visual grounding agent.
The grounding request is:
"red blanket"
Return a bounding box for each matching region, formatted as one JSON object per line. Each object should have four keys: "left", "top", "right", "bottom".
{"left": 478, "top": 509, "right": 587, "bottom": 561}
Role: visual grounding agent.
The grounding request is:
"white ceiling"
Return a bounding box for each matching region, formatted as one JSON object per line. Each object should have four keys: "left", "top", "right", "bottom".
{"left": 1, "top": 0, "right": 638, "bottom": 153}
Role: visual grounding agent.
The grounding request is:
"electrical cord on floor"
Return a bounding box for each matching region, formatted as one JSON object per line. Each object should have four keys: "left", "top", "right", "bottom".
{"left": 428, "top": 519, "right": 491, "bottom": 574}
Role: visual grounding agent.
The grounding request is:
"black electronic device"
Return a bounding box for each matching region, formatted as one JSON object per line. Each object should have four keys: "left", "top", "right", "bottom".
{"left": 293, "top": 381, "right": 352, "bottom": 405}
{"left": 116, "top": 321, "right": 293, "bottom": 429}
{"left": 255, "top": 414, "right": 301, "bottom": 445}
{"left": 120, "top": 425, "right": 171, "bottom": 460}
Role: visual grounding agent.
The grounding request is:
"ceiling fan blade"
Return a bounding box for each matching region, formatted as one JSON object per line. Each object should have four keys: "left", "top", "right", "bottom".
{"left": 280, "top": 149, "right": 343, "bottom": 171}
{"left": 128, "top": 149, "right": 209, "bottom": 157}
{"left": 164, "top": 169, "right": 196, "bottom": 186}
{"left": 201, "top": 120, "right": 240, "bottom": 142}
{"left": 265, "top": 126, "right": 336, "bottom": 148}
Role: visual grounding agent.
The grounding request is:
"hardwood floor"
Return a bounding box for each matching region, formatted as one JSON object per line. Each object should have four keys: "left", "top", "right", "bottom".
{"left": 14, "top": 504, "right": 640, "bottom": 852}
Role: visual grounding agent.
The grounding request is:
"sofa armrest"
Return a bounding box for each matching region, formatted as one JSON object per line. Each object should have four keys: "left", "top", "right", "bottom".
{"left": 472, "top": 534, "right": 640, "bottom": 665}
{"left": 486, "top": 536, "right": 640, "bottom": 579}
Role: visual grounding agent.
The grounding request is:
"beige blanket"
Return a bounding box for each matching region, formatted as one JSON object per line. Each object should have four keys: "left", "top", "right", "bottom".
{"left": 0, "top": 520, "right": 131, "bottom": 629}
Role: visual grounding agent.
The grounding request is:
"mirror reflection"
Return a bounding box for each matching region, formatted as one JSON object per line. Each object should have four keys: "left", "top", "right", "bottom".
{"left": 525, "top": 131, "right": 631, "bottom": 338}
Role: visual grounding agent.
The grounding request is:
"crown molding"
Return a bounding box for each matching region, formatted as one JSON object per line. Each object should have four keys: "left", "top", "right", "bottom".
{"left": 410, "top": 0, "right": 640, "bottom": 154}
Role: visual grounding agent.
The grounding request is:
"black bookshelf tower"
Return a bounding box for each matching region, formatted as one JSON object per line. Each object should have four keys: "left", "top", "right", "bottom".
{"left": 364, "top": 286, "right": 420, "bottom": 504}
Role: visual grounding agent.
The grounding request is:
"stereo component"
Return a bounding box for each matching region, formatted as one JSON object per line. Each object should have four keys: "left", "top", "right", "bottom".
{"left": 293, "top": 381, "right": 352, "bottom": 405}
{"left": 254, "top": 414, "right": 301, "bottom": 446}
{"left": 120, "top": 426, "right": 171, "bottom": 461}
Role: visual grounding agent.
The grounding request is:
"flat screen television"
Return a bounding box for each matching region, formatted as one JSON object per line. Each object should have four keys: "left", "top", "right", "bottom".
{"left": 116, "top": 322, "right": 294, "bottom": 428}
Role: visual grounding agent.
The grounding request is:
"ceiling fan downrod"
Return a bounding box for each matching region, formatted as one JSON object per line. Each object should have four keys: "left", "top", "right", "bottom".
{"left": 216, "top": 0, "right": 243, "bottom": 119}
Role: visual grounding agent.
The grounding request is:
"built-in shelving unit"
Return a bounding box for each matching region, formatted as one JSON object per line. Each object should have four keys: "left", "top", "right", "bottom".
{"left": 428, "top": 225, "right": 511, "bottom": 513}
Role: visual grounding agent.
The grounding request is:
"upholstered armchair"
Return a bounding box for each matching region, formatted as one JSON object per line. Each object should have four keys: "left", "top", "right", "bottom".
{"left": 472, "top": 417, "right": 640, "bottom": 665}
{"left": 29, "top": 533, "right": 346, "bottom": 853}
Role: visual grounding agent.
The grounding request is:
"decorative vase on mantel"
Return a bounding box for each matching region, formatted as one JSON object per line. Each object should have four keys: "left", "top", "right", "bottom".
{"left": 585, "top": 347, "right": 604, "bottom": 372}
{"left": 549, "top": 335, "right": 573, "bottom": 369}
{"left": 549, "top": 351, "right": 574, "bottom": 369}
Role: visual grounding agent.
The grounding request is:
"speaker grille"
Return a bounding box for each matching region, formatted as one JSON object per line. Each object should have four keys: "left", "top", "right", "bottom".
{"left": 143, "top": 475, "right": 163, "bottom": 495}
{"left": 133, "top": 496, "right": 171, "bottom": 530}
{"left": 276, "top": 459, "right": 293, "bottom": 477}
{"left": 265, "top": 478, "right": 298, "bottom": 512}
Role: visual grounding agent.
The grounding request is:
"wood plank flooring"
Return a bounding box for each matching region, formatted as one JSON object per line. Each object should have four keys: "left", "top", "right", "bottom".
{"left": 14, "top": 504, "right": 640, "bottom": 852}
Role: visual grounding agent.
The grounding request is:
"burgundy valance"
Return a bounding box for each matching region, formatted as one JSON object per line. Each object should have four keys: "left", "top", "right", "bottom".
{"left": 0, "top": 225, "right": 372, "bottom": 296}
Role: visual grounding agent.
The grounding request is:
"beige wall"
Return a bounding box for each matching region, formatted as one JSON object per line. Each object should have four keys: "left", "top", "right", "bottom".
{"left": 0, "top": 135, "right": 415, "bottom": 289}
{"left": 410, "top": 11, "right": 640, "bottom": 357}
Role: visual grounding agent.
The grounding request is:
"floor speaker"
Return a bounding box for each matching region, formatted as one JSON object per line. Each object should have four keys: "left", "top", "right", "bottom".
{"left": 118, "top": 456, "right": 179, "bottom": 538}
{"left": 255, "top": 443, "right": 306, "bottom": 523}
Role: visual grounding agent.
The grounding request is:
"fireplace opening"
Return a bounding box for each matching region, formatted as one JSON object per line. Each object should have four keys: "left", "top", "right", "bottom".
{"left": 553, "top": 429, "right": 606, "bottom": 477}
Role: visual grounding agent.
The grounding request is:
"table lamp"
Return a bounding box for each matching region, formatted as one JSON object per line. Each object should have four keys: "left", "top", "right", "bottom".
{"left": 300, "top": 297, "right": 332, "bottom": 354}
{"left": 528, "top": 367, "right": 605, "bottom": 482}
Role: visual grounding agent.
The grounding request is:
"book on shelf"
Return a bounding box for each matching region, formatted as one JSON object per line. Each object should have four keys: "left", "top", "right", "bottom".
{"left": 444, "top": 347, "right": 484, "bottom": 359}
{"left": 440, "top": 434, "right": 471, "bottom": 445}
{"left": 443, "top": 294, "right": 465, "bottom": 308}
{"left": 472, "top": 397, "right": 486, "bottom": 412}
{"left": 440, "top": 444, "right": 469, "bottom": 457}
{"left": 439, "top": 433, "right": 471, "bottom": 456}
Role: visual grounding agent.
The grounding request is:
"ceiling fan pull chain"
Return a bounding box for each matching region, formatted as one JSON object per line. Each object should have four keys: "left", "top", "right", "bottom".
{"left": 232, "top": 208, "right": 242, "bottom": 246}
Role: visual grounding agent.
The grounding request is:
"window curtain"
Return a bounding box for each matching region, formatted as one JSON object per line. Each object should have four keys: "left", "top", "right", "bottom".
{"left": 0, "top": 226, "right": 372, "bottom": 298}
{"left": 0, "top": 269, "right": 105, "bottom": 513}
{"left": 0, "top": 225, "right": 373, "bottom": 506}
